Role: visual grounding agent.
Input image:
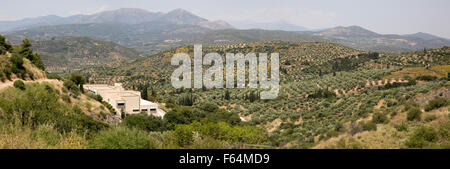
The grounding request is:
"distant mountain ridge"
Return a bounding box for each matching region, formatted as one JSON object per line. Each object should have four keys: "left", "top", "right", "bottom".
{"left": 310, "top": 26, "right": 450, "bottom": 53}
{"left": 231, "top": 20, "right": 309, "bottom": 31}
{"left": 0, "top": 8, "right": 233, "bottom": 32}
{"left": 1, "top": 9, "right": 449, "bottom": 53}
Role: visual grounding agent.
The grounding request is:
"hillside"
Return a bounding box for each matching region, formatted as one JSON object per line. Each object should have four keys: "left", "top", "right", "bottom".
{"left": 81, "top": 41, "right": 449, "bottom": 148}
{"left": 30, "top": 37, "right": 143, "bottom": 72}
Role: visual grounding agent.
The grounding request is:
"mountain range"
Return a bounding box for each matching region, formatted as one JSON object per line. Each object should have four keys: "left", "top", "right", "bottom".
{"left": 0, "top": 8, "right": 233, "bottom": 32}
{"left": 1, "top": 8, "right": 449, "bottom": 54}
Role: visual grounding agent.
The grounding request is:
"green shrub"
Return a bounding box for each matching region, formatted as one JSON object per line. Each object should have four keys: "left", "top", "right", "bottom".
{"left": 407, "top": 108, "right": 422, "bottom": 121}
{"left": 424, "top": 114, "right": 437, "bottom": 122}
{"left": 0, "top": 83, "right": 108, "bottom": 137}
{"left": 372, "top": 112, "right": 388, "bottom": 124}
{"left": 424, "top": 97, "right": 448, "bottom": 112}
{"left": 87, "top": 93, "right": 103, "bottom": 102}
{"left": 13, "top": 80, "right": 25, "bottom": 90}
{"left": 394, "top": 122, "right": 408, "bottom": 132}
{"left": 89, "top": 127, "right": 156, "bottom": 149}
{"left": 405, "top": 126, "right": 438, "bottom": 148}
{"left": 123, "top": 113, "right": 164, "bottom": 132}
{"left": 173, "top": 121, "right": 267, "bottom": 147}
{"left": 361, "top": 121, "right": 377, "bottom": 131}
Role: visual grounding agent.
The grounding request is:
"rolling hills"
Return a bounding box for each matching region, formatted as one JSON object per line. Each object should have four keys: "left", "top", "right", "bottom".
{"left": 30, "top": 37, "right": 143, "bottom": 72}
{"left": 80, "top": 41, "right": 449, "bottom": 148}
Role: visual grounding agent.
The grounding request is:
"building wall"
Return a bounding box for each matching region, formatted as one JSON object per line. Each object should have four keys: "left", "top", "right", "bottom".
{"left": 122, "top": 95, "right": 141, "bottom": 114}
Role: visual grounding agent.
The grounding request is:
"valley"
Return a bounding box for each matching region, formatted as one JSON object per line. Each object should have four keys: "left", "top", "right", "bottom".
{"left": 0, "top": 7, "right": 449, "bottom": 149}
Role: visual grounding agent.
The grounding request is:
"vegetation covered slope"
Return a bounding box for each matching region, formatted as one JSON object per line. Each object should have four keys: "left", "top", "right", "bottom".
{"left": 30, "top": 37, "right": 143, "bottom": 72}
{"left": 1, "top": 35, "right": 45, "bottom": 81}
{"left": 81, "top": 41, "right": 449, "bottom": 148}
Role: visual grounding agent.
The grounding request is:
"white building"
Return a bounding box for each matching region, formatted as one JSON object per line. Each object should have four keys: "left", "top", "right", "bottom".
{"left": 84, "top": 83, "right": 165, "bottom": 118}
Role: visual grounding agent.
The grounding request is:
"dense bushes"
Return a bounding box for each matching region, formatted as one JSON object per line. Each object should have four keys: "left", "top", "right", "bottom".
{"left": 361, "top": 121, "right": 377, "bottom": 131}
{"left": 89, "top": 127, "right": 156, "bottom": 149}
{"left": 371, "top": 112, "right": 388, "bottom": 124}
{"left": 405, "top": 126, "right": 438, "bottom": 148}
{"left": 379, "top": 80, "right": 416, "bottom": 90}
{"left": 13, "top": 80, "right": 25, "bottom": 90}
{"left": 123, "top": 113, "right": 164, "bottom": 132}
{"left": 308, "top": 89, "right": 336, "bottom": 99}
{"left": 0, "top": 83, "right": 108, "bottom": 137}
{"left": 174, "top": 121, "right": 267, "bottom": 147}
{"left": 0, "top": 35, "right": 12, "bottom": 54}
{"left": 424, "top": 97, "right": 448, "bottom": 111}
{"left": 407, "top": 108, "right": 422, "bottom": 121}
{"left": 416, "top": 75, "right": 437, "bottom": 81}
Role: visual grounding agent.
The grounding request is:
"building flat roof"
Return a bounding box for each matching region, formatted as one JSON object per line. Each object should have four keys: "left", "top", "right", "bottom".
{"left": 140, "top": 99, "right": 157, "bottom": 106}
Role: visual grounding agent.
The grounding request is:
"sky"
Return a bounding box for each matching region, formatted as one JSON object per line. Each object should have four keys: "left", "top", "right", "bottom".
{"left": 1, "top": 0, "right": 449, "bottom": 38}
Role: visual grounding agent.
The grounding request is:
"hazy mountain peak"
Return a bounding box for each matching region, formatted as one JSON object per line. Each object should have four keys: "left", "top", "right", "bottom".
{"left": 161, "top": 8, "right": 207, "bottom": 25}
{"left": 403, "top": 32, "right": 445, "bottom": 40}
{"left": 198, "top": 20, "right": 234, "bottom": 30}
{"left": 168, "top": 8, "right": 192, "bottom": 14}
{"left": 316, "top": 25, "right": 379, "bottom": 37}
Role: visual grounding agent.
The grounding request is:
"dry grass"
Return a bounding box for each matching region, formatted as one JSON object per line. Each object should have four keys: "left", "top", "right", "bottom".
{"left": 385, "top": 65, "right": 450, "bottom": 79}
{"left": 313, "top": 106, "right": 449, "bottom": 149}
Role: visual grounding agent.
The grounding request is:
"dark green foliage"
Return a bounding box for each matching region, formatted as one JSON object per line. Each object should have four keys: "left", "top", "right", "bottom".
{"left": 70, "top": 73, "right": 86, "bottom": 93}
{"left": 379, "top": 80, "right": 416, "bottom": 90}
{"left": 13, "top": 80, "right": 25, "bottom": 90}
{"left": 164, "top": 106, "right": 198, "bottom": 128}
{"left": 0, "top": 35, "right": 12, "bottom": 54}
{"left": 141, "top": 86, "right": 148, "bottom": 100}
{"left": 424, "top": 97, "right": 448, "bottom": 112}
{"left": 123, "top": 113, "right": 164, "bottom": 132}
{"left": 371, "top": 112, "right": 388, "bottom": 124}
{"left": 200, "top": 103, "right": 219, "bottom": 113}
{"left": 416, "top": 75, "right": 438, "bottom": 81}
{"left": 224, "top": 90, "right": 230, "bottom": 100}
{"left": 407, "top": 108, "right": 422, "bottom": 121}
{"left": 405, "top": 126, "right": 438, "bottom": 148}
{"left": 9, "top": 53, "right": 25, "bottom": 75}
{"left": 308, "top": 89, "right": 336, "bottom": 99}
{"left": 178, "top": 92, "right": 195, "bottom": 106}
{"left": 245, "top": 91, "right": 260, "bottom": 102}
{"left": 361, "top": 121, "right": 377, "bottom": 131}
{"left": 205, "top": 109, "right": 241, "bottom": 125}
{"left": 18, "top": 39, "right": 45, "bottom": 70}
